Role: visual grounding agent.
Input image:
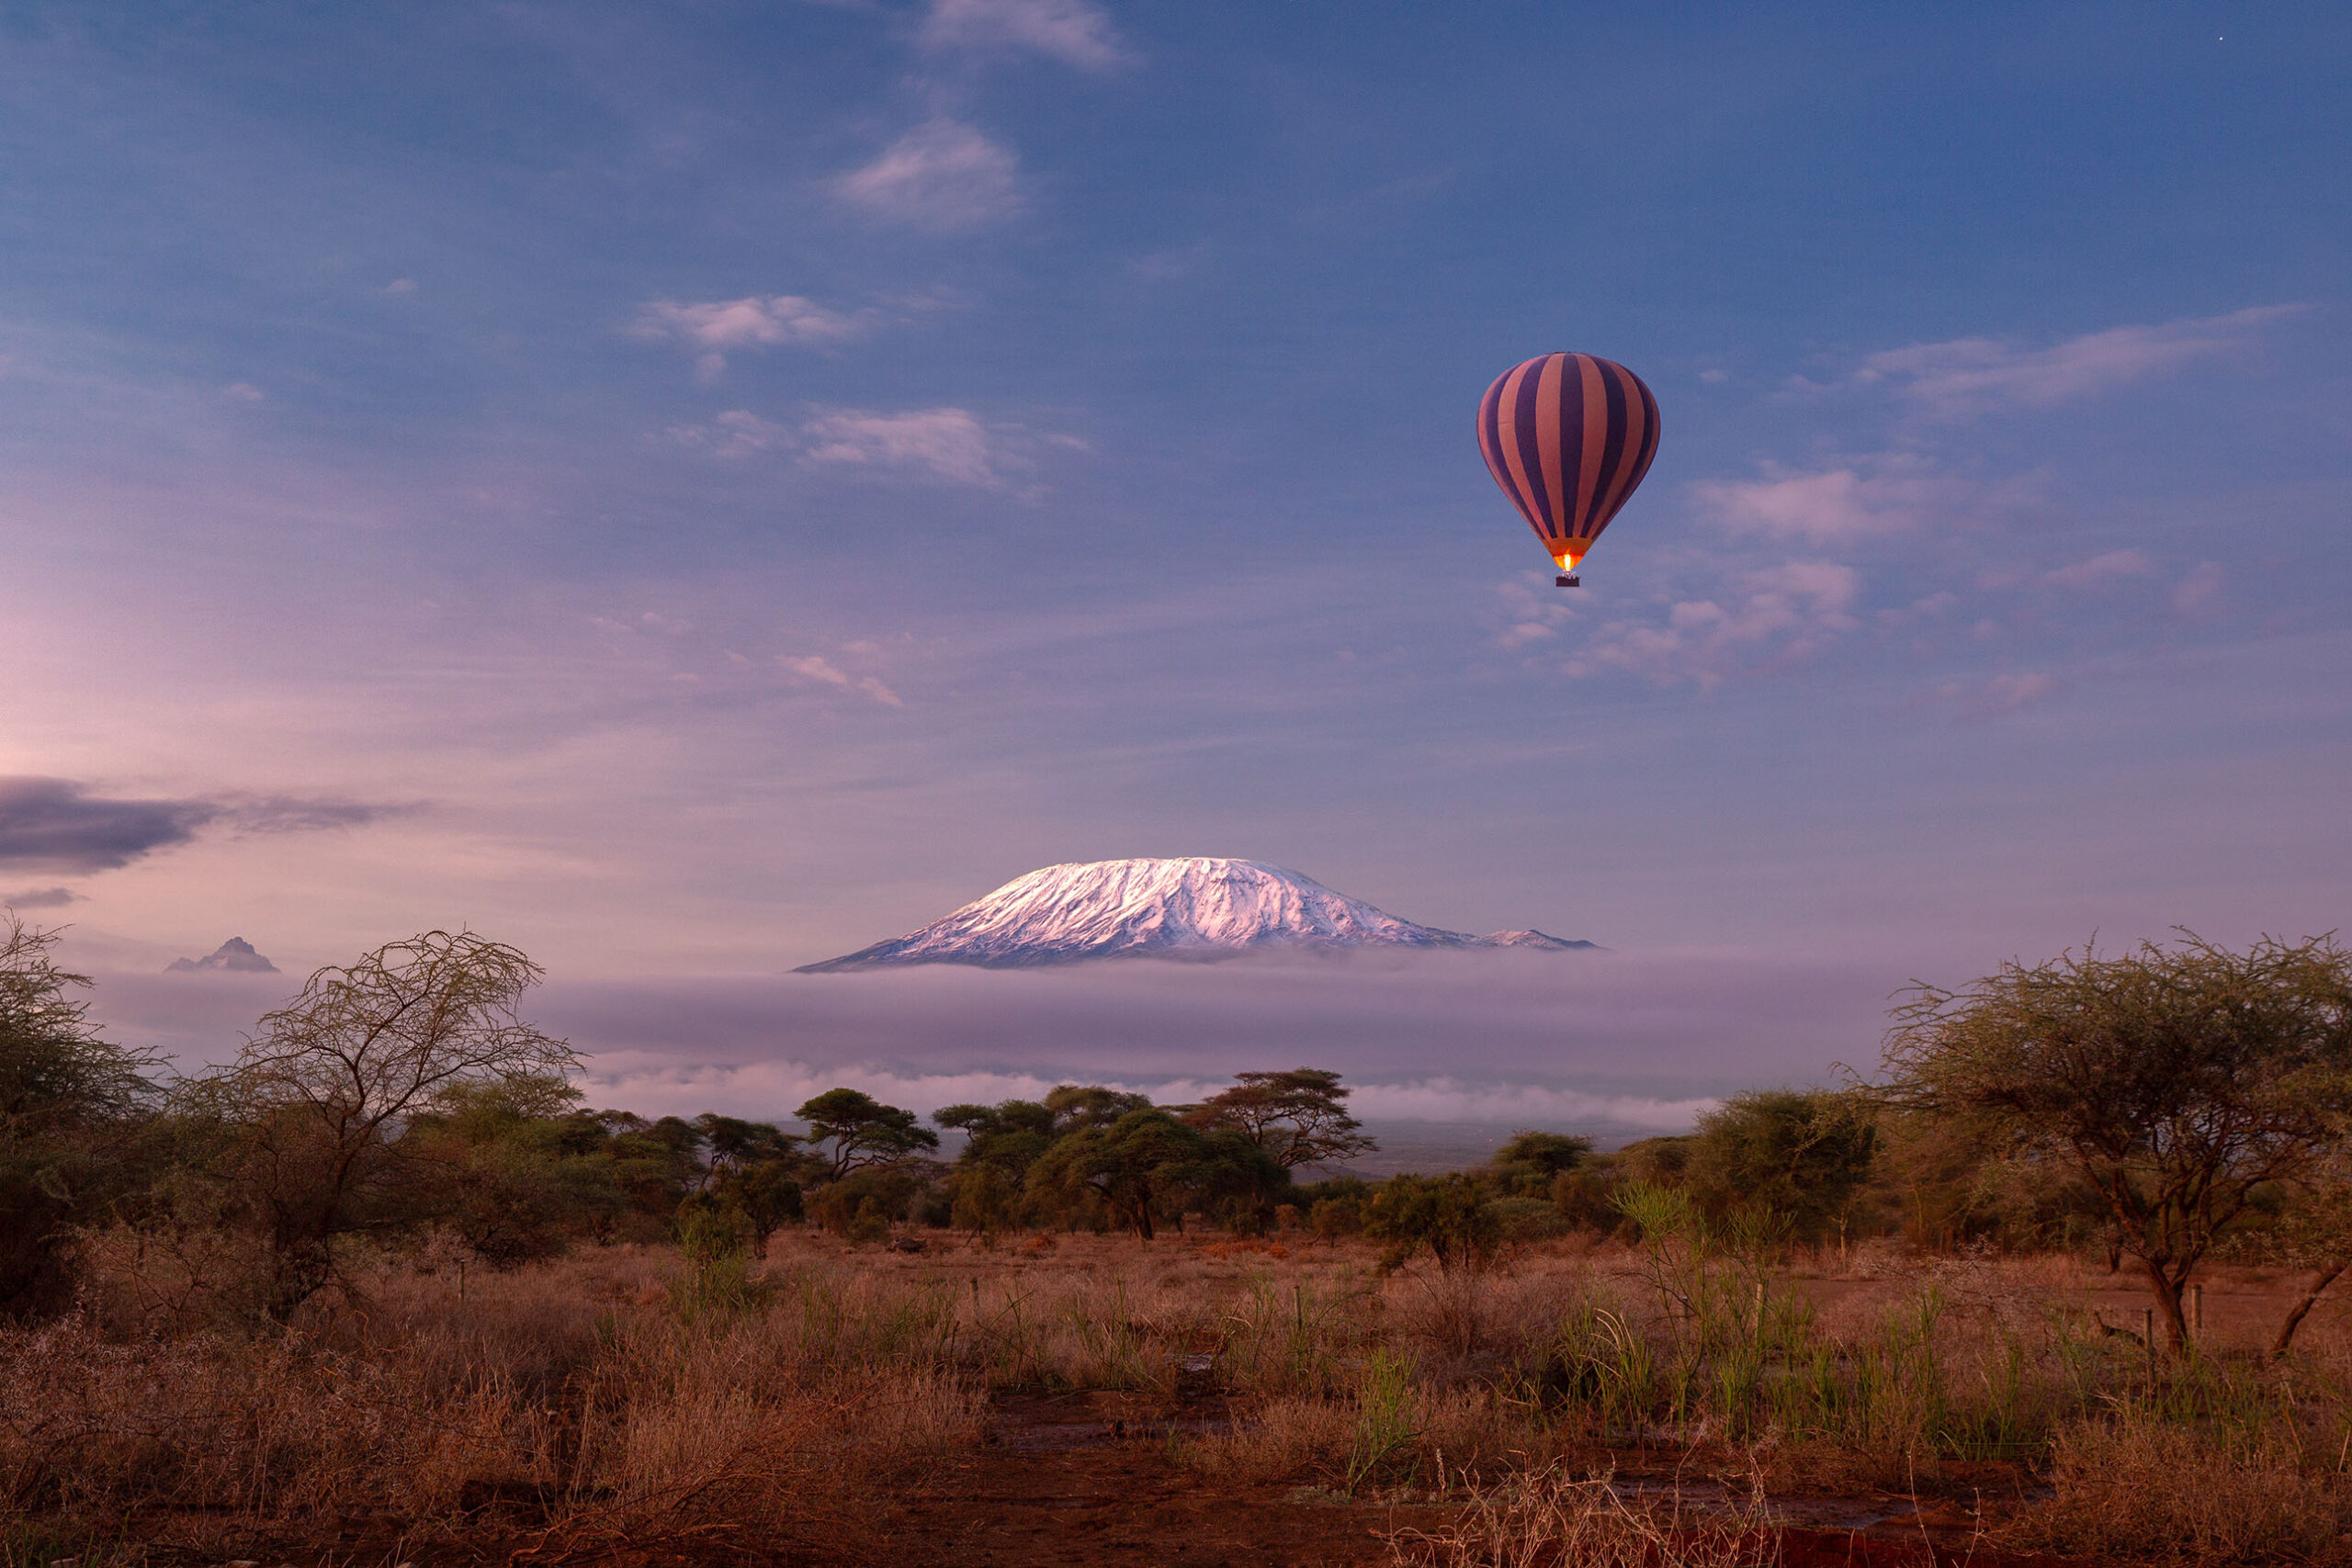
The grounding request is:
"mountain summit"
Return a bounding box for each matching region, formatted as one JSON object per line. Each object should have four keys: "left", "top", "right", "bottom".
{"left": 796, "top": 857, "right": 1595, "bottom": 972}
{"left": 164, "top": 937, "right": 280, "bottom": 975}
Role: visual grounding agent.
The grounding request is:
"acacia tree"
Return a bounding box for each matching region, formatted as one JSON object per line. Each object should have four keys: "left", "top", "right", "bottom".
{"left": 1182, "top": 1067, "right": 1375, "bottom": 1168}
{"left": 1026, "top": 1108, "right": 1202, "bottom": 1239}
{"left": 0, "top": 914, "right": 164, "bottom": 1315}
{"left": 189, "top": 930, "right": 578, "bottom": 1317}
{"left": 794, "top": 1089, "right": 938, "bottom": 1179}
{"left": 1685, "top": 1089, "right": 1879, "bottom": 1243}
{"left": 1878, "top": 931, "right": 2352, "bottom": 1353}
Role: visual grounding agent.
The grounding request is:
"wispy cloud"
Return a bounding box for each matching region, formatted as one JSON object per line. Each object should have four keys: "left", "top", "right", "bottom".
{"left": 665, "top": 408, "right": 796, "bottom": 458}
{"left": 800, "top": 405, "right": 1021, "bottom": 487}
{"left": 664, "top": 404, "right": 1060, "bottom": 488}
{"left": 2174, "top": 561, "right": 2228, "bottom": 622}
{"left": 630, "top": 295, "right": 872, "bottom": 381}
{"left": 834, "top": 118, "right": 1024, "bottom": 231}
{"left": 219, "top": 795, "right": 402, "bottom": 835}
{"left": 1690, "top": 454, "right": 1962, "bottom": 545}
{"left": 1, "top": 886, "right": 78, "bottom": 909}
{"left": 780, "top": 654, "right": 905, "bottom": 708}
{"left": 1934, "top": 671, "right": 2060, "bottom": 721}
{"left": 1856, "top": 305, "right": 2301, "bottom": 418}
{"left": 2044, "top": 548, "right": 2154, "bottom": 590}
{"left": 1563, "top": 561, "right": 1861, "bottom": 688}
{"left": 917, "top": 0, "right": 1133, "bottom": 70}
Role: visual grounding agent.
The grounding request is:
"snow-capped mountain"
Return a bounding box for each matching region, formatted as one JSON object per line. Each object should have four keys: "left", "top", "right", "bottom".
{"left": 796, "top": 857, "right": 1596, "bottom": 972}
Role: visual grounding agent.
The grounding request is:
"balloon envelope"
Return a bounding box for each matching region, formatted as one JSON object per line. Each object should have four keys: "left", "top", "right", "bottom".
{"left": 1477, "top": 353, "right": 1660, "bottom": 570}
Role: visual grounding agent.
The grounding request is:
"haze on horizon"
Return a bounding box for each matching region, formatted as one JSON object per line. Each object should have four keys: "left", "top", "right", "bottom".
{"left": 2, "top": 3, "right": 2346, "bottom": 1134}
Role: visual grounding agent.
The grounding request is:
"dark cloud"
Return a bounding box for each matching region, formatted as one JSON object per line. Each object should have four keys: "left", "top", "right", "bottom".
{"left": 0, "top": 776, "right": 217, "bottom": 873}
{"left": 0, "top": 886, "right": 79, "bottom": 908}
{"left": 0, "top": 776, "right": 411, "bottom": 874}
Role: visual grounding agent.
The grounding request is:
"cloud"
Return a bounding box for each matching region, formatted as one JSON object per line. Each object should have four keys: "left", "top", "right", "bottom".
{"left": 1690, "top": 455, "right": 1960, "bottom": 545}
{"left": 1857, "top": 305, "right": 2301, "bottom": 418}
{"left": 0, "top": 777, "right": 402, "bottom": 874}
{"left": 665, "top": 409, "right": 796, "bottom": 458}
{"left": 1937, "top": 671, "right": 2059, "bottom": 720}
{"left": 2043, "top": 549, "right": 2154, "bottom": 590}
{"left": 1488, "top": 576, "right": 1577, "bottom": 648}
{"left": 573, "top": 1055, "right": 1713, "bottom": 1137}
{"left": 0, "top": 777, "right": 216, "bottom": 873}
{"left": 2173, "top": 560, "right": 2228, "bottom": 622}
{"left": 1, "top": 886, "right": 78, "bottom": 909}
{"left": 834, "top": 119, "right": 1024, "bottom": 231}
{"left": 665, "top": 405, "right": 1059, "bottom": 487}
{"left": 779, "top": 654, "right": 905, "bottom": 708}
{"left": 917, "top": 0, "right": 1134, "bottom": 70}
{"left": 629, "top": 295, "right": 870, "bottom": 381}
{"left": 1563, "top": 561, "right": 1861, "bottom": 688}
{"left": 218, "top": 795, "right": 401, "bottom": 835}
{"left": 493, "top": 949, "right": 1894, "bottom": 1140}
{"left": 800, "top": 406, "right": 1018, "bottom": 487}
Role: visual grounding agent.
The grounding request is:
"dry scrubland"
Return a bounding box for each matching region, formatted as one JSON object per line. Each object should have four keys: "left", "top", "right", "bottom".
{"left": 12, "top": 1231, "right": 2352, "bottom": 1568}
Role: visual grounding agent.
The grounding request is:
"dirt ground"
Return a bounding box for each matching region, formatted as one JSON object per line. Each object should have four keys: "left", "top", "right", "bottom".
{"left": 857, "top": 1388, "right": 2086, "bottom": 1568}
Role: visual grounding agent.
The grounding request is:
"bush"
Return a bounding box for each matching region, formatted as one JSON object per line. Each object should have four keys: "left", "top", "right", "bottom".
{"left": 1364, "top": 1174, "right": 1498, "bottom": 1272}
{"left": 1309, "top": 1197, "right": 1363, "bottom": 1241}
{"left": 812, "top": 1168, "right": 917, "bottom": 1243}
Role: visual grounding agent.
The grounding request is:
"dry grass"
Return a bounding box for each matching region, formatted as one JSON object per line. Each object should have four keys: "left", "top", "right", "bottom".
{"left": 2011, "top": 1407, "right": 2352, "bottom": 1564}
{"left": 4, "top": 1243, "right": 983, "bottom": 1560}
{"left": 22, "top": 1227, "right": 2352, "bottom": 1562}
{"left": 1387, "top": 1464, "right": 1781, "bottom": 1568}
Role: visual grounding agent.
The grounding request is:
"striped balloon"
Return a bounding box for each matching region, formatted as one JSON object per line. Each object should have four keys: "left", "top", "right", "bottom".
{"left": 1476, "top": 353, "right": 1660, "bottom": 573}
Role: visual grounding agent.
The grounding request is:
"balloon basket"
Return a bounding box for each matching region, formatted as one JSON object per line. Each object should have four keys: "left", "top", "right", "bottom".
{"left": 1555, "top": 574, "right": 1580, "bottom": 588}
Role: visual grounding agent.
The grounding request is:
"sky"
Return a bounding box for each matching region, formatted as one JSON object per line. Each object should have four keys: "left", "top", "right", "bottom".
{"left": 3, "top": 2, "right": 2346, "bottom": 1136}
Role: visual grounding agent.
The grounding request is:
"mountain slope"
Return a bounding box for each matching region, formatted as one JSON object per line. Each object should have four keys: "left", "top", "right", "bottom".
{"left": 797, "top": 858, "right": 1595, "bottom": 972}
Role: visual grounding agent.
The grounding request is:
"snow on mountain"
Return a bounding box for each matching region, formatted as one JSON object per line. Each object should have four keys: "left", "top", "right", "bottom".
{"left": 1481, "top": 929, "right": 1599, "bottom": 951}
{"left": 796, "top": 858, "right": 1595, "bottom": 972}
{"left": 164, "top": 936, "right": 280, "bottom": 975}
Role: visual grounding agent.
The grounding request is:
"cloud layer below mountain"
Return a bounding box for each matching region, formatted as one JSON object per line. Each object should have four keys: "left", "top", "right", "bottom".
{"left": 85, "top": 946, "right": 1898, "bottom": 1143}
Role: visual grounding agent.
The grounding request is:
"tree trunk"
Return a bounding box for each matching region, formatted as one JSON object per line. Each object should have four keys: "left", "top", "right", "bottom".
{"left": 2141, "top": 1258, "right": 2190, "bottom": 1355}
{"left": 2273, "top": 1262, "right": 2348, "bottom": 1357}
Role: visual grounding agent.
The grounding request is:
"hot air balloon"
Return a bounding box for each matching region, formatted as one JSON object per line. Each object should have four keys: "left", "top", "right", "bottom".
{"left": 1477, "top": 353, "right": 1659, "bottom": 587}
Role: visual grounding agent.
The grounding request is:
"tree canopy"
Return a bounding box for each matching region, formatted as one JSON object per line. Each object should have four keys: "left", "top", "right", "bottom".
{"left": 1878, "top": 931, "right": 2352, "bottom": 1350}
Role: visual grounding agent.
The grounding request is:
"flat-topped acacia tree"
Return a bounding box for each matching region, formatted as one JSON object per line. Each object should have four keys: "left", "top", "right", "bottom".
{"left": 793, "top": 1088, "right": 938, "bottom": 1179}
{"left": 1878, "top": 931, "right": 2352, "bottom": 1354}
{"left": 1181, "top": 1067, "right": 1375, "bottom": 1169}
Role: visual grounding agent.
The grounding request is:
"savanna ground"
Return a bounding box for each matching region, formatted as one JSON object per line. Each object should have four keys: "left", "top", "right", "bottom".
{"left": 12, "top": 1227, "right": 2352, "bottom": 1568}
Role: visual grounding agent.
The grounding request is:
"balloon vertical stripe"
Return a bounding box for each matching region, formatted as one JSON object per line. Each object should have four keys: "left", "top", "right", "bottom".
{"left": 1476, "top": 351, "right": 1660, "bottom": 568}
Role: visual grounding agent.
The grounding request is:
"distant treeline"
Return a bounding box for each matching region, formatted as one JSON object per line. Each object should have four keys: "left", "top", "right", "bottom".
{"left": 4, "top": 916, "right": 2349, "bottom": 1353}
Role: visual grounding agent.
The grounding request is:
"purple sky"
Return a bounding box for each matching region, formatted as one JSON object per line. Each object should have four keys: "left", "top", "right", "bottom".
{"left": 3, "top": 3, "right": 2346, "bottom": 1134}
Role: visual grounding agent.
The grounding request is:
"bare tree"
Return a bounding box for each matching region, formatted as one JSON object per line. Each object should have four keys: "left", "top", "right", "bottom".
{"left": 188, "top": 930, "right": 577, "bottom": 1317}
{"left": 1879, "top": 931, "right": 2352, "bottom": 1353}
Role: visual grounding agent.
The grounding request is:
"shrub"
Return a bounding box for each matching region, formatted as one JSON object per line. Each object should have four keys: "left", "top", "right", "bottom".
{"left": 1365, "top": 1175, "right": 1498, "bottom": 1273}
{"left": 812, "top": 1168, "right": 917, "bottom": 1243}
